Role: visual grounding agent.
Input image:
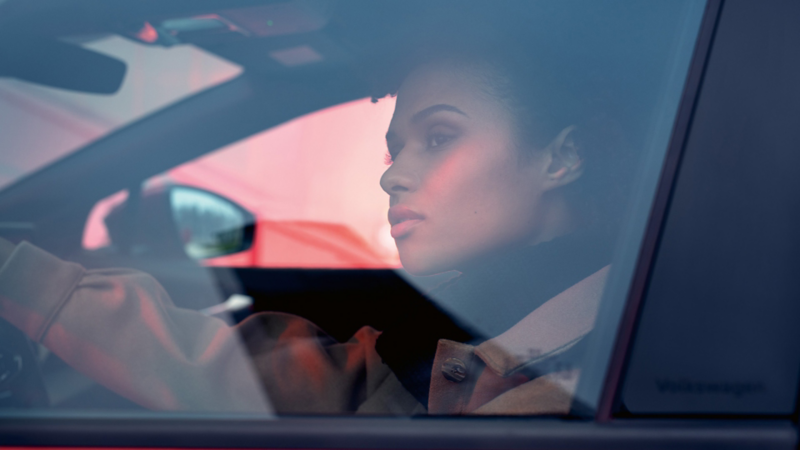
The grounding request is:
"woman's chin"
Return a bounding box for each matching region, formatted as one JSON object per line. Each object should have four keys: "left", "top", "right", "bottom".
{"left": 397, "top": 252, "right": 453, "bottom": 277}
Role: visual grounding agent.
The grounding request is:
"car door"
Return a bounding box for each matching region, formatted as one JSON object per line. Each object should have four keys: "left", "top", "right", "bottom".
{"left": 2, "top": 0, "right": 800, "bottom": 449}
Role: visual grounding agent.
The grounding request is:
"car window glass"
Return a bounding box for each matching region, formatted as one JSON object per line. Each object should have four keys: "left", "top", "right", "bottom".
{"left": 0, "top": 0, "right": 705, "bottom": 419}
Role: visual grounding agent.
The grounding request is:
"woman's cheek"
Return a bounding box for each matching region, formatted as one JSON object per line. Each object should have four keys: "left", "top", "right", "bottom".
{"left": 421, "top": 152, "right": 464, "bottom": 197}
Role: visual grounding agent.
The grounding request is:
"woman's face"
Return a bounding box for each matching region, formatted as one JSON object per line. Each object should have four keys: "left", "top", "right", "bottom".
{"left": 381, "top": 62, "right": 557, "bottom": 275}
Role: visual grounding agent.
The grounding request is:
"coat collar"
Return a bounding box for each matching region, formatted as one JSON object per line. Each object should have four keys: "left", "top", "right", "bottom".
{"left": 376, "top": 231, "right": 615, "bottom": 406}
{"left": 474, "top": 265, "right": 609, "bottom": 377}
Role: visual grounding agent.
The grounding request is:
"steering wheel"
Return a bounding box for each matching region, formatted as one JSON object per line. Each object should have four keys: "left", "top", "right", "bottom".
{"left": 0, "top": 318, "right": 49, "bottom": 407}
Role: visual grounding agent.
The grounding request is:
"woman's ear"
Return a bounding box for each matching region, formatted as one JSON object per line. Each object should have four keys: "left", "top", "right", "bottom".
{"left": 542, "top": 125, "right": 583, "bottom": 189}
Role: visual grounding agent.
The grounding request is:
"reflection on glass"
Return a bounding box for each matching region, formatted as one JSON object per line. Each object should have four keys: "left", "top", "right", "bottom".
{"left": 0, "top": 0, "right": 706, "bottom": 419}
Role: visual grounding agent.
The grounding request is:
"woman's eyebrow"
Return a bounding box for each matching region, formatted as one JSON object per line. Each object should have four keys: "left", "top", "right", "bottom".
{"left": 385, "top": 104, "right": 468, "bottom": 141}
{"left": 411, "top": 104, "right": 468, "bottom": 124}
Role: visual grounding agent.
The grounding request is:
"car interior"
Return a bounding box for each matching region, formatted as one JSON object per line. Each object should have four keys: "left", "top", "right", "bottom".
{"left": 0, "top": 0, "right": 495, "bottom": 410}
{"left": 8, "top": 1, "right": 800, "bottom": 449}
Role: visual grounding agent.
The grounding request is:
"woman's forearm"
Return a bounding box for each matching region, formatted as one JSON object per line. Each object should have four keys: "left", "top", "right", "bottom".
{"left": 0, "top": 241, "right": 272, "bottom": 412}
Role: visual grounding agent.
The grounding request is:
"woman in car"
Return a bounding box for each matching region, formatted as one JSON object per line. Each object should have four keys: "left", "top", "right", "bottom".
{"left": 0, "top": 38, "right": 624, "bottom": 415}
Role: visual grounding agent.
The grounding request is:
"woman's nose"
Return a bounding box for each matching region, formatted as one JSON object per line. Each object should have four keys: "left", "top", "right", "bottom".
{"left": 380, "top": 159, "right": 418, "bottom": 196}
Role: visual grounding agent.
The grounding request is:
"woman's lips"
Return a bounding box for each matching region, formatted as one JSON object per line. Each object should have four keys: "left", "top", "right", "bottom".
{"left": 388, "top": 206, "right": 425, "bottom": 239}
{"left": 391, "top": 219, "right": 423, "bottom": 239}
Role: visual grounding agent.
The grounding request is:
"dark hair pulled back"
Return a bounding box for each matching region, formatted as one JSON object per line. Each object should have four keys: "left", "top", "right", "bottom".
{"left": 371, "top": 34, "right": 633, "bottom": 238}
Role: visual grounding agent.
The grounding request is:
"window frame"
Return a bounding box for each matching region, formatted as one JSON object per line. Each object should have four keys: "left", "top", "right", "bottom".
{"left": 611, "top": 0, "right": 800, "bottom": 420}
{"left": 594, "top": 0, "right": 723, "bottom": 422}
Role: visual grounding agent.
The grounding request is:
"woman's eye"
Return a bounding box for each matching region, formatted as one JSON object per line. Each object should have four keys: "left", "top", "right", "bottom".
{"left": 428, "top": 133, "right": 453, "bottom": 148}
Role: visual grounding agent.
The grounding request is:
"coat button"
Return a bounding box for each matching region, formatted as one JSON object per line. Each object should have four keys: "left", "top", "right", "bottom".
{"left": 441, "top": 357, "right": 467, "bottom": 382}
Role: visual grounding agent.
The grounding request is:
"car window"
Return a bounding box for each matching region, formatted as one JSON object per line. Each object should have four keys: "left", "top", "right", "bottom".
{"left": 0, "top": 0, "right": 705, "bottom": 420}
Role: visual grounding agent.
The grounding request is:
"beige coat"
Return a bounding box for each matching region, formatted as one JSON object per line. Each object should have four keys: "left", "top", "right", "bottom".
{"left": 0, "top": 240, "right": 608, "bottom": 415}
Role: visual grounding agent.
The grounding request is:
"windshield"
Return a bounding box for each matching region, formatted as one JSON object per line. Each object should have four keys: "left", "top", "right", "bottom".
{"left": 0, "top": 35, "right": 241, "bottom": 190}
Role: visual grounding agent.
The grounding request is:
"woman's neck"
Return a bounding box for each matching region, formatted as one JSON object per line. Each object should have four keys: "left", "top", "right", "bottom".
{"left": 528, "top": 192, "right": 579, "bottom": 246}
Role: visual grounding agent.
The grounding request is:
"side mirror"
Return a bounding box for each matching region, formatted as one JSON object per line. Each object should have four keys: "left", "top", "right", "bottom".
{"left": 169, "top": 186, "right": 255, "bottom": 260}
